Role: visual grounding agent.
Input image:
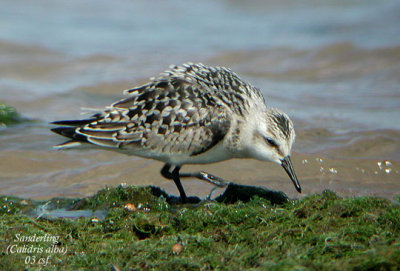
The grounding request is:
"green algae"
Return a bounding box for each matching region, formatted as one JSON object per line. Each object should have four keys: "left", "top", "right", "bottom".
{"left": 0, "top": 186, "right": 399, "bottom": 270}
{"left": 0, "top": 103, "right": 22, "bottom": 126}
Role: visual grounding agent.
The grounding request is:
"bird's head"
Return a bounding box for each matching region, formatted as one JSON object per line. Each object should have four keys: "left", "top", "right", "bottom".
{"left": 247, "top": 108, "right": 301, "bottom": 193}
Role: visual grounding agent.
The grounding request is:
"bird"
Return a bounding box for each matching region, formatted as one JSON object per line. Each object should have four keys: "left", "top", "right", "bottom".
{"left": 51, "top": 63, "right": 301, "bottom": 203}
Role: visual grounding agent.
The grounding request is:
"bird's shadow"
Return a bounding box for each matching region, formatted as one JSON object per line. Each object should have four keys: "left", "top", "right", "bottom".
{"left": 149, "top": 183, "right": 289, "bottom": 205}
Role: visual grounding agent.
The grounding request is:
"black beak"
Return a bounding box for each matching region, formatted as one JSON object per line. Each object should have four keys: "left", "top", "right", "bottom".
{"left": 281, "top": 156, "right": 302, "bottom": 193}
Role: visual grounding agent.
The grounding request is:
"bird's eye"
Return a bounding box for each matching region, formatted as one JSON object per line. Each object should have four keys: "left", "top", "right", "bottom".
{"left": 265, "top": 137, "right": 278, "bottom": 148}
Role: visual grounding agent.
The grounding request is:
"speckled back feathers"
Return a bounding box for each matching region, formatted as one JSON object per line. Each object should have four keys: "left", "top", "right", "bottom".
{"left": 55, "top": 63, "right": 265, "bottom": 157}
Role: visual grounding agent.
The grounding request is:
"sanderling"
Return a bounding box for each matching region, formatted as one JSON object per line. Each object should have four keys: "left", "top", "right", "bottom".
{"left": 51, "top": 63, "right": 301, "bottom": 203}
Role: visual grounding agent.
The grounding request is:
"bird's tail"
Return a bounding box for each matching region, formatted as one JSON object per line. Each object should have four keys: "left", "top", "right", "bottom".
{"left": 50, "top": 117, "right": 99, "bottom": 149}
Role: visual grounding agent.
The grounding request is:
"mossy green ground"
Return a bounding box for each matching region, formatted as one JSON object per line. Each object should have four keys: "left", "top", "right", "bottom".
{"left": 1, "top": 186, "right": 399, "bottom": 270}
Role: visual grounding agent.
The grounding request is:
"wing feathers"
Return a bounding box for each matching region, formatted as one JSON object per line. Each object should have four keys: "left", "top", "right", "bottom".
{"left": 87, "top": 138, "right": 118, "bottom": 148}
{"left": 52, "top": 63, "right": 238, "bottom": 156}
{"left": 76, "top": 129, "right": 116, "bottom": 139}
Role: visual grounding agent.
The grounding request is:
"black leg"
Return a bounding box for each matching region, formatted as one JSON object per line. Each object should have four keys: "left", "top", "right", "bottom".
{"left": 179, "top": 171, "right": 229, "bottom": 202}
{"left": 179, "top": 171, "right": 229, "bottom": 188}
{"left": 160, "top": 164, "right": 173, "bottom": 179}
{"left": 161, "top": 164, "right": 187, "bottom": 203}
{"left": 160, "top": 164, "right": 230, "bottom": 203}
{"left": 171, "top": 166, "right": 187, "bottom": 203}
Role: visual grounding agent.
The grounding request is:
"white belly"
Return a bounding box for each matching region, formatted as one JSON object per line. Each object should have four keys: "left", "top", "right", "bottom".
{"left": 125, "top": 141, "right": 234, "bottom": 166}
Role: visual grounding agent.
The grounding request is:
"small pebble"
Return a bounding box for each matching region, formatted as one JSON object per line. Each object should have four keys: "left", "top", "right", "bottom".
{"left": 91, "top": 217, "right": 100, "bottom": 223}
{"left": 172, "top": 243, "right": 183, "bottom": 255}
{"left": 124, "top": 203, "right": 137, "bottom": 212}
{"left": 20, "top": 200, "right": 29, "bottom": 205}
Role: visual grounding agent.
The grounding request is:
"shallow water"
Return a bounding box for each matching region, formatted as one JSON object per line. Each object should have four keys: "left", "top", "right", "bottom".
{"left": 0, "top": 0, "right": 399, "bottom": 200}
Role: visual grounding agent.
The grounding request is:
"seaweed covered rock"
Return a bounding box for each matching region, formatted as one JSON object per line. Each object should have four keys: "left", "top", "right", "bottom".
{"left": 0, "top": 103, "right": 23, "bottom": 126}
{"left": 0, "top": 186, "right": 399, "bottom": 270}
{"left": 215, "top": 183, "right": 288, "bottom": 204}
